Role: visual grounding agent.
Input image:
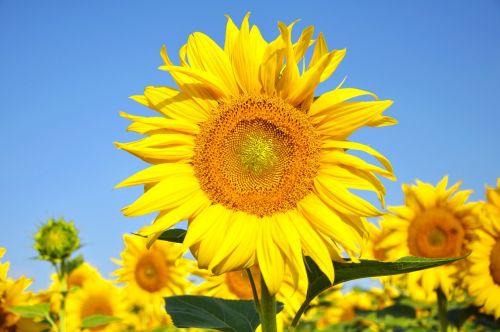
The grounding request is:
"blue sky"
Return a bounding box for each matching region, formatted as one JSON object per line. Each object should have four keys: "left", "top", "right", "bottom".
{"left": 1, "top": 0, "right": 499, "bottom": 290}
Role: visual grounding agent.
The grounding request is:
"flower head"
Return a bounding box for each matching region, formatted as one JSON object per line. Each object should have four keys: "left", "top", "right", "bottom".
{"left": 117, "top": 14, "right": 395, "bottom": 294}
{"left": 0, "top": 248, "right": 33, "bottom": 329}
{"left": 113, "top": 234, "right": 192, "bottom": 305}
{"left": 34, "top": 218, "right": 80, "bottom": 262}
{"left": 379, "top": 176, "right": 478, "bottom": 301}
{"left": 464, "top": 178, "right": 500, "bottom": 318}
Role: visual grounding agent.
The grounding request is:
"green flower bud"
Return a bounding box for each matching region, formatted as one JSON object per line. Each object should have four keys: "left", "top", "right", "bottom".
{"left": 34, "top": 218, "right": 80, "bottom": 262}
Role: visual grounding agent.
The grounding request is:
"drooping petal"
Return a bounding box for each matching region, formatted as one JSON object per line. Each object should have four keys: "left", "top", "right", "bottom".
{"left": 257, "top": 217, "right": 285, "bottom": 295}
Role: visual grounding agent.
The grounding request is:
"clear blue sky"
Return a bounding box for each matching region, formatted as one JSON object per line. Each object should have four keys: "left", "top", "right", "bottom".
{"left": 1, "top": 0, "right": 499, "bottom": 290}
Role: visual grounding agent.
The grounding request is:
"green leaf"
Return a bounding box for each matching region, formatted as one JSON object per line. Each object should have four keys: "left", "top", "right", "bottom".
{"left": 9, "top": 303, "right": 50, "bottom": 319}
{"left": 447, "top": 305, "right": 478, "bottom": 329}
{"left": 65, "top": 254, "right": 84, "bottom": 275}
{"left": 306, "top": 255, "right": 466, "bottom": 303}
{"left": 157, "top": 229, "right": 186, "bottom": 243}
{"left": 81, "top": 314, "right": 120, "bottom": 329}
{"left": 291, "top": 255, "right": 465, "bottom": 328}
{"left": 165, "top": 295, "right": 283, "bottom": 332}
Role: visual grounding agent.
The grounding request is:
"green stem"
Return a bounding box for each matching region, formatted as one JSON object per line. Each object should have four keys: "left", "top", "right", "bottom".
{"left": 436, "top": 287, "right": 448, "bottom": 332}
{"left": 259, "top": 274, "right": 277, "bottom": 332}
{"left": 58, "top": 260, "right": 68, "bottom": 332}
{"left": 246, "top": 269, "right": 261, "bottom": 313}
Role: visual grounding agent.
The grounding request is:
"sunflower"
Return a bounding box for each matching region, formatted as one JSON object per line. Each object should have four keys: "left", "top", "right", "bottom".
{"left": 464, "top": 179, "right": 500, "bottom": 318}
{"left": 66, "top": 278, "right": 126, "bottom": 332}
{"left": 315, "top": 288, "right": 381, "bottom": 330}
{"left": 193, "top": 265, "right": 305, "bottom": 323}
{"left": 113, "top": 234, "right": 192, "bottom": 306}
{"left": 116, "top": 14, "right": 395, "bottom": 294}
{"left": 0, "top": 248, "right": 33, "bottom": 330}
{"left": 378, "top": 176, "right": 478, "bottom": 302}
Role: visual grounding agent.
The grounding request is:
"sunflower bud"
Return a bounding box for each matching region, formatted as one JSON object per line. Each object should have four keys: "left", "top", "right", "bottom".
{"left": 34, "top": 218, "right": 80, "bottom": 262}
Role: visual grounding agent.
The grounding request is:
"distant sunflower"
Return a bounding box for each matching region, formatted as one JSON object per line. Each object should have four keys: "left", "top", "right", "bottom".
{"left": 379, "top": 176, "right": 478, "bottom": 301}
{"left": 316, "top": 288, "right": 381, "bottom": 330}
{"left": 116, "top": 14, "right": 395, "bottom": 294}
{"left": 464, "top": 179, "right": 500, "bottom": 318}
{"left": 113, "top": 234, "right": 192, "bottom": 305}
{"left": 0, "top": 248, "right": 33, "bottom": 330}
{"left": 66, "top": 278, "right": 125, "bottom": 332}
{"left": 194, "top": 265, "right": 306, "bottom": 322}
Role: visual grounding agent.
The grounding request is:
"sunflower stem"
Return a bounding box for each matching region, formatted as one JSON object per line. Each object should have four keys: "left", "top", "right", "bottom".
{"left": 436, "top": 287, "right": 448, "bottom": 332}
{"left": 58, "top": 260, "right": 68, "bottom": 332}
{"left": 246, "top": 269, "right": 261, "bottom": 313}
{"left": 260, "top": 274, "right": 277, "bottom": 332}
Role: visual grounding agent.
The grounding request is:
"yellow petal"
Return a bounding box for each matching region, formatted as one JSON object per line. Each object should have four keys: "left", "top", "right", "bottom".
{"left": 257, "top": 217, "right": 285, "bottom": 295}
{"left": 310, "top": 88, "right": 378, "bottom": 118}
{"left": 143, "top": 86, "right": 211, "bottom": 123}
{"left": 297, "top": 194, "right": 362, "bottom": 252}
{"left": 141, "top": 190, "right": 211, "bottom": 241}
{"left": 115, "top": 163, "right": 194, "bottom": 188}
{"left": 259, "top": 36, "right": 285, "bottom": 95}
{"left": 210, "top": 211, "right": 259, "bottom": 273}
{"left": 276, "top": 21, "right": 300, "bottom": 100}
{"left": 160, "top": 46, "right": 221, "bottom": 110}
{"left": 224, "top": 15, "right": 239, "bottom": 58}
{"left": 289, "top": 210, "right": 334, "bottom": 283}
{"left": 319, "top": 49, "right": 346, "bottom": 82}
{"left": 120, "top": 112, "right": 199, "bottom": 135}
{"left": 187, "top": 32, "right": 239, "bottom": 95}
{"left": 314, "top": 175, "right": 381, "bottom": 217}
{"left": 321, "top": 140, "right": 394, "bottom": 177}
{"left": 320, "top": 150, "right": 394, "bottom": 180}
{"left": 286, "top": 50, "right": 336, "bottom": 107}
{"left": 271, "top": 213, "right": 306, "bottom": 289}
{"left": 122, "top": 175, "right": 199, "bottom": 216}
{"left": 231, "top": 13, "right": 263, "bottom": 93}
{"left": 293, "top": 26, "right": 314, "bottom": 62}
{"left": 312, "top": 100, "right": 393, "bottom": 139}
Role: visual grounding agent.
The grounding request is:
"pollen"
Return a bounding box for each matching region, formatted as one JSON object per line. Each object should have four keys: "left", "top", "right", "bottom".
{"left": 193, "top": 95, "right": 321, "bottom": 217}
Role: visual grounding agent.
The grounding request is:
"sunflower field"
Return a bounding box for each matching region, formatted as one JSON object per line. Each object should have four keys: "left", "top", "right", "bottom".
{"left": 2, "top": 7, "right": 500, "bottom": 332}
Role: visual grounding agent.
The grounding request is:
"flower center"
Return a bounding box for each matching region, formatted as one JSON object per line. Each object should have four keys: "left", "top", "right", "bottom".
{"left": 408, "top": 207, "right": 465, "bottom": 258}
{"left": 490, "top": 239, "right": 500, "bottom": 285}
{"left": 134, "top": 250, "right": 168, "bottom": 292}
{"left": 225, "top": 266, "right": 261, "bottom": 300}
{"left": 81, "top": 295, "right": 113, "bottom": 320}
{"left": 239, "top": 133, "right": 277, "bottom": 174}
{"left": 193, "top": 95, "right": 320, "bottom": 217}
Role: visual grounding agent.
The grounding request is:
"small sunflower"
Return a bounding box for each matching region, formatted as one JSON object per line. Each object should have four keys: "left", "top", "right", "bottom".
{"left": 0, "top": 248, "right": 33, "bottom": 330}
{"left": 315, "top": 288, "right": 381, "bottom": 330}
{"left": 113, "top": 234, "right": 192, "bottom": 306}
{"left": 66, "top": 278, "right": 125, "bottom": 332}
{"left": 379, "top": 176, "right": 478, "bottom": 302}
{"left": 116, "top": 14, "right": 395, "bottom": 294}
{"left": 193, "top": 265, "right": 306, "bottom": 323}
{"left": 464, "top": 179, "right": 500, "bottom": 318}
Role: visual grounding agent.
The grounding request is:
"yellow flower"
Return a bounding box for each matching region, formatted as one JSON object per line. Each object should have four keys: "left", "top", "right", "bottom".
{"left": 379, "top": 176, "right": 478, "bottom": 302}
{"left": 0, "top": 248, "right": 33, "bottom": 330}
{"left": 66, "top": 278, "right": 126, "bottom": 332}
{"left": 49, "top": 262, "right": 101, "bottom": 313}
{"left": 193, "top": 265, "right": 305, "bottom": 323}
{"left": 116, "top": 14, "right": 395, "bottom": 294}
{"left": 316, "top": 288, "right": 380, "bottom": 330}
{"left": 113, "top": 234, "right": 192, "bottom": 306}
{"left": 464, "top": 178, "right": 500, "bottom": 318}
